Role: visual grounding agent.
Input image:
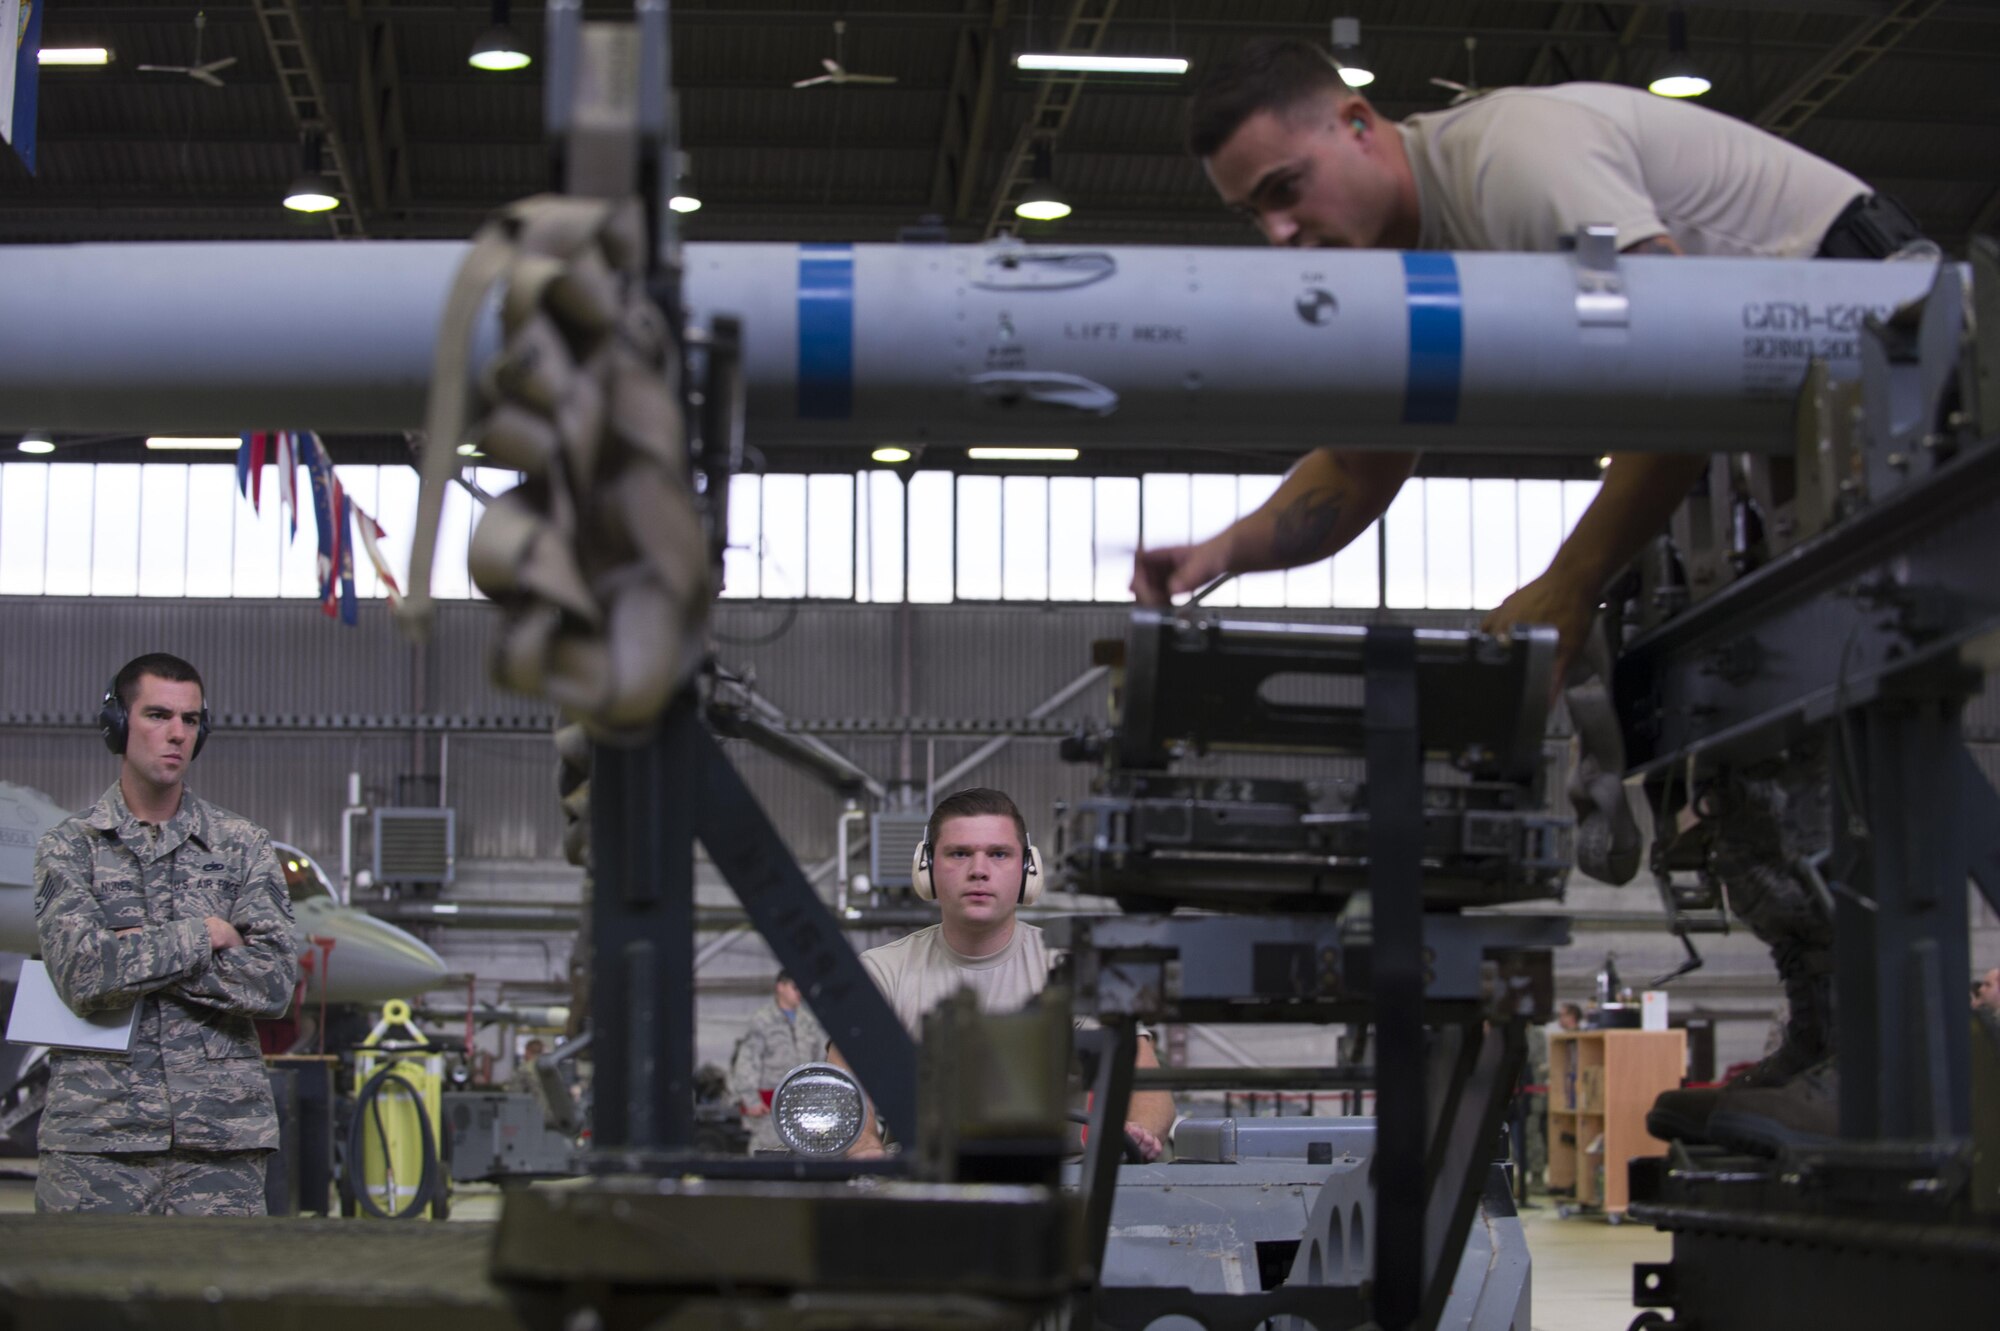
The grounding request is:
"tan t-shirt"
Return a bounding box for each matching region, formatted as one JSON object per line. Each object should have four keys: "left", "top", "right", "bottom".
{"left": 858, "top": 922, "right": 1055, "bottom": 1037}
{"left": 1399, "top": 83, "right": 1866, "bottom": 257}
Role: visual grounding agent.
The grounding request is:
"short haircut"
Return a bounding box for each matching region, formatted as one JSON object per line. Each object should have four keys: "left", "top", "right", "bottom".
{"left": 776, "top": 970, "right": 795, "bottom": 987}
{"left": 1187, "top": 37, "right": 1348, "bottom": 158}
{"left": 926, "top": 787, "right": 1028, "bottom": 850}
{"left": 1559, "top": 1001, "right": 1584, "bottom": 1021}
{"left": 114, "top": 653, "right": 205, "bottom": 709}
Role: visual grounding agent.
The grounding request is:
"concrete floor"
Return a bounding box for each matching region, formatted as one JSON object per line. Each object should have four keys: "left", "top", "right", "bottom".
{"left": 0, "top": 1165, "right": 1666, "bottom": 1330}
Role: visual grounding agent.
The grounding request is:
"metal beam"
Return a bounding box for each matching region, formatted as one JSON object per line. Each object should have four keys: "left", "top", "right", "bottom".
{"left": 928, "top": 665, "right": 1109, "bottom": 795}
{"left": 349, "top": 0, "right": 414, "bottom": 216}
{"left": 930, "top": 1, "right": 1010, "bottom": 221}
{"left": 34, "top": 2, "right": 2000, "bottom": 26}
{"left": 1596, "top": 3, "right": 1651, "bottom": 83}
{"left": 1518, "top": 3, "right": 1593, "bottom": 87}
{"left": 1754, "top": 0, "right": 1948, "bottom": 139}
{"left": 1966, "top": 183, "right": 2000, "bottom": 240}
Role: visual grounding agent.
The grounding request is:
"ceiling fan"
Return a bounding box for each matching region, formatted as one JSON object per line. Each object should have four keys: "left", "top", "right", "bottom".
{"left": 1429, "top": 35, "right": 1484, "bottom": 106}
{"left": 793, "top": 20, "right": 896, "bottom": 89}
{"left": 138, "top": 10, "right": 238, "bottom": 89}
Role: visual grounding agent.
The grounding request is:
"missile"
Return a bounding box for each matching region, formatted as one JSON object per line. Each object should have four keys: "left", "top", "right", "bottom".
{"left": 0, "top": 241, "right": 1946, "bottom": 455}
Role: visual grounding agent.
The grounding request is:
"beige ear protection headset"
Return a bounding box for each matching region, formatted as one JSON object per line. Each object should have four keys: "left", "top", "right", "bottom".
{"left": 911, "top": 830, "right": 1044, "bottom": 905}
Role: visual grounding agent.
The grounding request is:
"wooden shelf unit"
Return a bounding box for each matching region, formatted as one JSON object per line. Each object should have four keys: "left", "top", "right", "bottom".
{"left": 1547, "top": 1028, "right": 1686, "bottom": 1215}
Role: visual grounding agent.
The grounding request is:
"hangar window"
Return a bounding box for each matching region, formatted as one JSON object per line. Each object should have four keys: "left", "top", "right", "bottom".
{"left": 0, "top": 462, "right": 522, "bottom": 603}
{"left": 0, "top": 463, "right": 1597, "bottom": 612}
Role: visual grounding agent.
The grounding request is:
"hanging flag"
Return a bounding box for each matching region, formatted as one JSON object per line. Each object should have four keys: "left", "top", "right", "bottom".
{"left": 1, "top": 0, "right": 43, "bottom": 174}
{"left": 305, "top": 439, "right": 342, "bottom": 620}
{"left": 250, "top": 432, "right": 269, "bottom": 509}
{"left": 244, "top": 428, "right": 406, "bottom": 626}
{"left": 337, "top": 492, "right": 360, "bottom": 626}
{"left": 354, "top": 505, "right": 404, "bottom": 609}
{"left": 275, "top": 432, "right": 300, "bottom": 539}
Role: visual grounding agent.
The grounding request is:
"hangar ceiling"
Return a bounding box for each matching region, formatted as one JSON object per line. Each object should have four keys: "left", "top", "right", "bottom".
{"left": 6, "top": 1, "right": 1996, "bottom": 248}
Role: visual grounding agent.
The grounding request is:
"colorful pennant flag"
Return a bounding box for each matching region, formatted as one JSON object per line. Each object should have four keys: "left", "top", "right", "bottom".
{"left": 235, "top": 430, "right": 403, "bottom": 625}
{"left": 1, "top": 0, "right": 44, "bottom": 174}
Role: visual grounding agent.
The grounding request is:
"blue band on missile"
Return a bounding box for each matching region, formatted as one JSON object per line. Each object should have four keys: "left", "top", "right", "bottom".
{"left": 1401, "top": 252, "right": 1462, "bottom": 424}
{"left": 798, "top": 244, "right": 855, "bottom": 419}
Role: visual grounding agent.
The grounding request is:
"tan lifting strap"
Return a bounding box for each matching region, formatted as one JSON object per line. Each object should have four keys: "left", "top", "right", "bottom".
{"left": 1565, "top": 617, "right": 1642, "bottom": 886}
{"left": 399, "top": 195, "right": 713, "bottom": 737}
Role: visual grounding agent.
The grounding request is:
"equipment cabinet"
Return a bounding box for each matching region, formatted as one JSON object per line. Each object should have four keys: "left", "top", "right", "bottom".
{"left": 1547, "top": 1028, "right": 1686, "bottom": 1216}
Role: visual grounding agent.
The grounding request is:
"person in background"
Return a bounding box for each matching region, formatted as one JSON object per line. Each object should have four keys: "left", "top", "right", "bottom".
{"left": 506, "top": 1037, "right": 547, "bottom": 1094}
{"left": 34, "top": 653, "right": 297, "bottom": 1215}
{"left": 730, "top": 970, "right": 828, "bottom": 1153}
{"left": 831, "top": 788, "right": 1177, "bottom": 1161}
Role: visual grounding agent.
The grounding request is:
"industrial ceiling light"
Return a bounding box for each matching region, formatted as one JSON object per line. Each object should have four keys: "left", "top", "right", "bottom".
{"left": 967, "top": 447, "right": 1080, "bottom": 462}
{"left": 1330, "top": 17, "right": 1374, "bottom": 89}
{"left": 469, "top": 0, "right": 531, "bottom": 72}
{"left": 665, "top": 151, "right": 701, "bottom": 213}
{"left": 1648, "top": 6, "right": 1711, "bottom": 99}
{"left": 1013, "top": 53, "right": 1188, "bottom": 75}
{"left": 17, "top": 431, "right": 55, "bottom": 455}
{"left": 871, "top": 446, "right": 913, "bottom": 465}
{"left": 145, "top": 436, "right": 241, "bottom": 450}
{"left": 666, "top": 150, "right": 701, "bottom": 214}
{"left": 38, "top": 48, "right": 111, "bottom": 67}
{"left": 1015, "top": 139, "right": 1071, "bottom": 222}
{"left": 283, "top": 133, "right": 340, "bottom": 214}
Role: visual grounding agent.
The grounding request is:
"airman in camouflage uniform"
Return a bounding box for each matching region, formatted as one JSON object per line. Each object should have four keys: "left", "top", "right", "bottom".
{"left": 729, "top": 972, "right": 827, "bottom": 1153}
{"left": 32, "top": 653, "right": 298, "bottom": 1214}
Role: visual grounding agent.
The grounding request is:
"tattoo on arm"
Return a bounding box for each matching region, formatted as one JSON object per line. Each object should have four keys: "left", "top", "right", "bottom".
{"left": 1271, "top": 488, "right": 1344, "bottom": 565}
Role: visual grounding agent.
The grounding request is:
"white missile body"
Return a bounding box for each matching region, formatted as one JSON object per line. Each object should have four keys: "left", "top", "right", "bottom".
{"left": 0, "top": 242, "right": 1944, "bottom": 455}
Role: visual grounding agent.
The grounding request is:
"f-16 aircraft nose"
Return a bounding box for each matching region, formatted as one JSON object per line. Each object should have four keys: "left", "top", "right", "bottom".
{"left": 295, "top": 902, "right": 450, "bottom": 1004}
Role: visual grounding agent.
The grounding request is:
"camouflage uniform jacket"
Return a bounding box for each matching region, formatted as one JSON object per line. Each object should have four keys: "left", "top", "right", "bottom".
{"left": 33, "top": 783, "right": 298, "bottom": 1153}
{"left": 728, "top": 1002, "right": 828, "bottom": 1109}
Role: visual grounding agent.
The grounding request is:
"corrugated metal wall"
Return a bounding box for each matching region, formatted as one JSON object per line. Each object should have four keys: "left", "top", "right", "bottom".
{"left": 11, "top": 594, "right": 2000, "bottom": 877}
{"left": 0, "top": 597, "right": 1489, "bottom": 865}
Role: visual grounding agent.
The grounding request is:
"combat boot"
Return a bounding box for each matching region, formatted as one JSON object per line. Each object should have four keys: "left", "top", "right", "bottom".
{"left": 1708, "top": 1057, "right": 1840, "bottom": 1155}
{"left": 1643, "top": 929, "right": 1834, "bottom": 1144}
{"left": 1644, "top": 754, "right": 1834, "bottom": 1145}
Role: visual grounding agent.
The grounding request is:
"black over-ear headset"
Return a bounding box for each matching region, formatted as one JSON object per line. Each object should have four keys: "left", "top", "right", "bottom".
{"left": 101, "top": 675, "right": 211, "bottom": 760}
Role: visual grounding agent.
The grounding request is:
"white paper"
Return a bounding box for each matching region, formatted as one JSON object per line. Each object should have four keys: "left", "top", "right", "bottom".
{"left": 1641, "top": 989, "right": 1669, "bottom": 1032}
{"left": 4, "top": 959, "right": 140, "bottom": 1053}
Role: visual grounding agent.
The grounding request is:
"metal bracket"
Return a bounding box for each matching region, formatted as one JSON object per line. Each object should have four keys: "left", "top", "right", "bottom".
{"left": 1649, "top": 931, "right": 1706, "bottom": 988}
{"left": 1573, "top": 224, "right": 1630, "bottom": 329}
{"left": 968, "top": 369, "right": 1120, "bottom": 414}
{"left": 972, "top": 245, "right": 1119, "bottom": 291}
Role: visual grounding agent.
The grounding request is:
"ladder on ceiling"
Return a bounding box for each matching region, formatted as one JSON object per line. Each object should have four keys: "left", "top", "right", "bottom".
{"left": 1755, "top": 0, "right": 1946, "bottom": 139}
{"left": 983, "top": 0, "right": 1118, "bottom": 240}
{"left": 250, "top": 0, "right": 369, "bottom": 239}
